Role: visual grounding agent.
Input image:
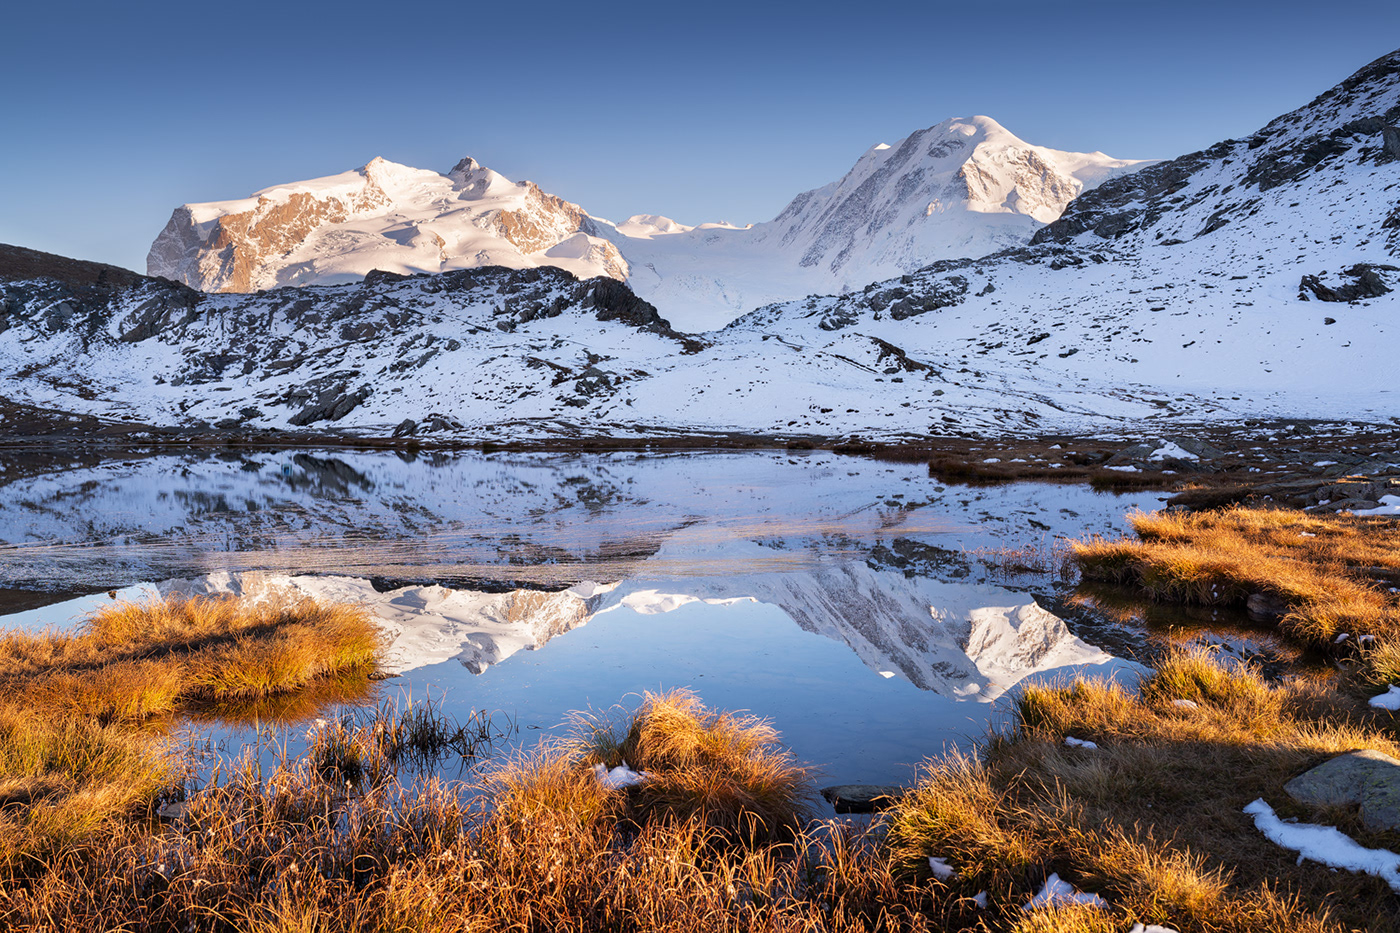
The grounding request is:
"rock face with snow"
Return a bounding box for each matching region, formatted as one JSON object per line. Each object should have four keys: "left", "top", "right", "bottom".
{"left": 146, "top": 118, "right": 1144, "bottom": 331}
{"left": 147, "top": 156, "right": 628, "bottom": 292}
{"left": 769, "top": 116, "right": 1143, "bottom": 279}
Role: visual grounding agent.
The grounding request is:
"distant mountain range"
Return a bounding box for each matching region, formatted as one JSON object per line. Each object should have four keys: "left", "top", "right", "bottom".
{"left": 1, "top": 48, "right": 1396, "bottom": 439}
{"left": 147, "top": 117, "right": 1146, "bottom": 332}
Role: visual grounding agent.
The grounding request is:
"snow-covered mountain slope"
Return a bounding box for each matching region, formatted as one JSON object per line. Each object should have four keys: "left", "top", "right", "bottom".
{"left": 146, "top": 118, "right": 1144, "bottom": 332}
{"left": 723, "top": 50, "right": 1400, "bottom": 422}
{"left": 602, "top": 116, "right": 1146, "bottom": 329}
{"left": 0, "top": 257, "right": 1209, "bottom": 436}
{"left": 147, "top": 157, "right": 629, "bottom": 292}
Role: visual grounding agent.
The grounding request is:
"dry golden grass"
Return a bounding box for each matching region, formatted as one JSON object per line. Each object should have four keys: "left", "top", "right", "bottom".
{"left": 1073, "top": 508, "right": 1400, "bottom": 686}
{"left": 0, "top": 593, "right": 381, "bottom": 721}
{"left": 0, "top": 701, "right": 940, "bottom": 933}
{"left": 5, "top": 666, "right": 1398, "bottom": 932}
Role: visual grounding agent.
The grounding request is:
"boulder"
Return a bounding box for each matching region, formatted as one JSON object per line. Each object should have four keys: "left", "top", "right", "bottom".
{"left": 1284, "top": 749, "right": 1400, "bottom": 832}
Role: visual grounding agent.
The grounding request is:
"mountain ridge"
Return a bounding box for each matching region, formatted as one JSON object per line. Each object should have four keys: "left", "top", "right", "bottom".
{"left": 146, "top": 117, "right": 1147, "bottom": 331}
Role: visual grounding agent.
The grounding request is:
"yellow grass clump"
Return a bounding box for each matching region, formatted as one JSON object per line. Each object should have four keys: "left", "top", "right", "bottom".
{"left": 571, "top": 688, "right": 816, "bottom": 842}
{"left": 882, "top": 646, "right": 1400, "bottom": 931}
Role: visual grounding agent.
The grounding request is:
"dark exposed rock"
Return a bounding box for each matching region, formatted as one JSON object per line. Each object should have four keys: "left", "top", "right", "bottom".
{"left": 1299, "top": 263, "right": 1396, "bottom": 302}
{"left": 392, "top": 418, "right": 418, "bottom": 437}
{"left": 0, "top": 243, "right": 148, "bottom": 290}
{"left": 362, "top": 268, "right": 410, "bottom": 288}
{"left": 288, "top": 382, "right": 372, "bottom": 426}
{"left": 820, "top": 784, "right": 909, "bottom": 814}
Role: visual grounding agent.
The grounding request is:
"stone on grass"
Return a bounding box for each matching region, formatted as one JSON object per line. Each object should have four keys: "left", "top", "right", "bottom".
{"left": 1284, "top": 749, "right": 1400, "bottom": 832}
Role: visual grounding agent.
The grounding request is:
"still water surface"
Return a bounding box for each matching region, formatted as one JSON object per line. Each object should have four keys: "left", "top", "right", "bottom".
{"left": 0, "top": 448, "right": 1164, "bottom": 789}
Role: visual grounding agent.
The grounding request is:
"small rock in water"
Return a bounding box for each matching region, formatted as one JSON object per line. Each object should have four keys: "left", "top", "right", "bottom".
{"left": 820, "top": 784, "right": 908, "bottom": 814}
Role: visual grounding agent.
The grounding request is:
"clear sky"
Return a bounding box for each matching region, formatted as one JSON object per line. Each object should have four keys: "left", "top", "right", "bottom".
{"left": 3, "top": 0, "right": 1398, "bottom": 273}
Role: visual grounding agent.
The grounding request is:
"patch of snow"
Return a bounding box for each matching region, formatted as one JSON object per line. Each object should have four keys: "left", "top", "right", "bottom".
{"left": 594, "top": 761, "right": 648, "bottom": 788}
{"left": 1355, "top": 495, "right": 1400, "bottom": 516}
{"left": 1147, "top": 441, "right": 1198, "bottom": 461}
{"left": 1369, "top": 685, "right": 1400, "bottom": 711}
{"left": 1171, "top": 699, "right": 1199, "bottom": 710}
{"left": 1243, "top": 798, "right": 1400, "bottom": 892}
{"left": 1022, "top": 872, "right": 1108, "bottom": 910}
{"left": 928, "top": 856, "right": 957, "bottom": 879}
{"left": 1064, "top": 736, "right": 1099, "bottom": 749}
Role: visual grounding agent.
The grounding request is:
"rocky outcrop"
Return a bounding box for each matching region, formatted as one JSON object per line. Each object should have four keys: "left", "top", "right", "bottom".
{"left": 148, "top": 156, "right": 618, "bottom": 294}
{"left": 1299, "top": 264, "right": 1396, "bottom": 302}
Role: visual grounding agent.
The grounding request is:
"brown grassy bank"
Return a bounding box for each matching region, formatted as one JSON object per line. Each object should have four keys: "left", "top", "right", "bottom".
{"left": 1072, "top": 507, "right": 1400, "bottom": 683}
{"left": 0, "top": 593, "right": 381, "bottom": 868}
{"left": 884, "top": 646, "right": 1400, "bottom": 933}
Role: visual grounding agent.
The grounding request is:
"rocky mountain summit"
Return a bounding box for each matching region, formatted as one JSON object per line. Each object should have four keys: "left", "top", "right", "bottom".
{"left": 148, "top": 156, "right": 628, "bottom": 293}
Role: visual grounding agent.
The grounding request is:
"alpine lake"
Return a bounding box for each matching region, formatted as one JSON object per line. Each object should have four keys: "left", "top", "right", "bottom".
{"left": 0, "top": 446, "right": 1288, "bottom": 809}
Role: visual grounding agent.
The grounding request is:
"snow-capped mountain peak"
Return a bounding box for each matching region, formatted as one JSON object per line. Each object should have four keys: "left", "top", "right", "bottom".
{"left": 771, "top": 115, "right": 1147, "bottom": 272}
{"left": 148, "top": 155, "right": 625, "bottom": 292}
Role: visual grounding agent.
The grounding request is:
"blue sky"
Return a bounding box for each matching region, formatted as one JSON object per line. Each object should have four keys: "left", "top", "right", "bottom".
{"left": 3, "top": 0, "right": 1398, "bottom": 272}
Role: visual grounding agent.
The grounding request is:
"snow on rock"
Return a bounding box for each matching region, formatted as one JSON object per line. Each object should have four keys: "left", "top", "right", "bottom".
{"left": 1147, "top": 441, "right": 1198, "bottom": 461}
{"left": 1021, "top": 872, "right": 1109, "bottom": 910}
{"left": 1244, "top": 798, "right": 1400, "bottom": 892}
{"left": 1370, "top": 685, "right": 1400, "bottom": 711}
{"left": 1356, "top": 495, "right": 1400, "bottom": 516}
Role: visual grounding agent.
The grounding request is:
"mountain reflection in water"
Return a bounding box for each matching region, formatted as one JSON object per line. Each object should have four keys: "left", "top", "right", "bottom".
{"left": 0, "top": 448, "right": 1163, "bottom": 785}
